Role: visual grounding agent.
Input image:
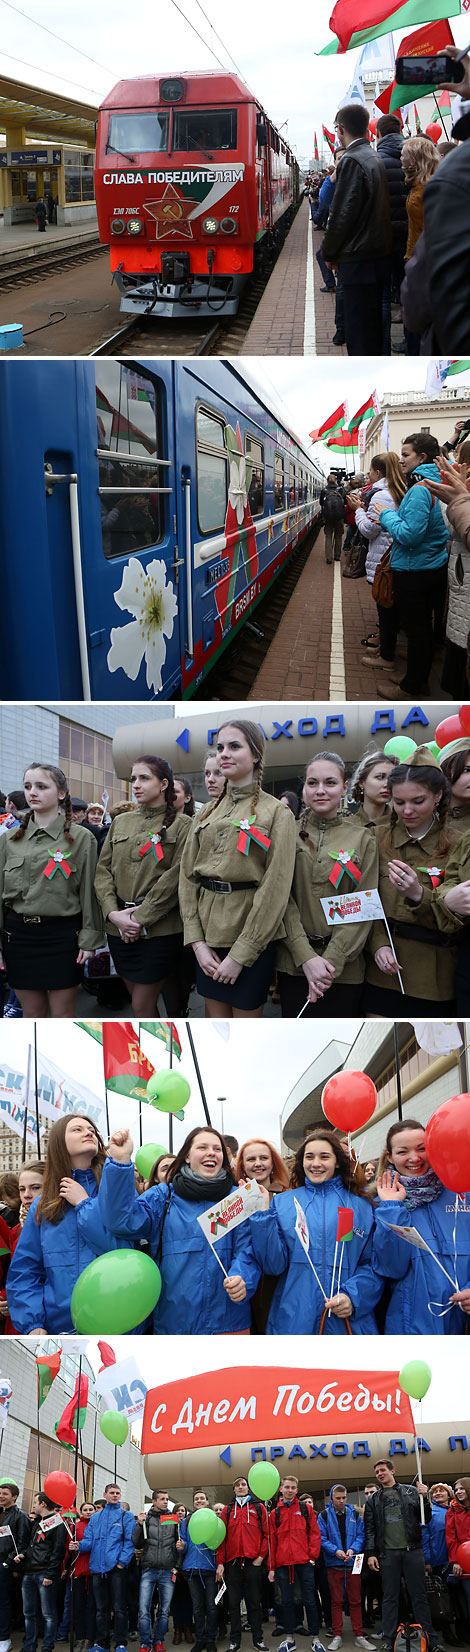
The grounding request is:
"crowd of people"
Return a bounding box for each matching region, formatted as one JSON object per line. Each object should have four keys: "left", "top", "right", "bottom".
{"left": 1, "top": 1113, "right": 469, "bottom": 1335}
{"left": 2, "top": 1467, "right": 470, "bottom": 1652}
{"left": 5, "top": 716, "right": 470, "bottom": 1017}
{"left": 305, "top": 49, "right": 470, "bottom": 356}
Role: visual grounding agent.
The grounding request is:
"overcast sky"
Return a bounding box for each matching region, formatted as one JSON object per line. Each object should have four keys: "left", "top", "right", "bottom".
{"left": 247, "top": 361, "right": 470, "bottom": 464}
{"left": 3, "top": 0, "right": 470, "bottom": 166}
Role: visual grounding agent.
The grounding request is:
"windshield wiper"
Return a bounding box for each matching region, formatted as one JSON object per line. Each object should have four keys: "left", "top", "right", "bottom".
{"left": 105, "top": 142, "right": 136, "bottom": 163}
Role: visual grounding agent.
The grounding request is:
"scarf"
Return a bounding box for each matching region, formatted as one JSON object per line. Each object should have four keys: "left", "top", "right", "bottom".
{"left": 402, "top": 1166, "right": 444, "bottom": 1211}
{"left": 172, "top": 1163, "right": 235, "bottom": 1204}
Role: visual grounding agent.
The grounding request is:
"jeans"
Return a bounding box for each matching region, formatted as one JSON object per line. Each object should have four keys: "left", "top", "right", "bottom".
{"left": 276, "top": 1565, "right": 319, "bottom": 1637}
{"left": 93, "top": 1566, "right": 129, "bottom": 1649}
{"left": 186, "top": 1572, "right": 218, "bottom": 1644}
{"left": 339, "top": 258, "right": 389, "bottom": 355}
{"left": 315, "top": 248, "right": 335, "bottom": 291}
{"left": 380, "top": 1550, "right": 435, "bottom": 1646}
{"left": 225, "top": 1559, "right": 263, "bottom": 1644}
{"left": 22, "top": 1574, "right": 60, "bottom": 1652}
{"left": 138, "top": 1568, "right": 175, "bottom": 1647}
{"left": 324, "top": 522, "right": 343, "bottom": 563}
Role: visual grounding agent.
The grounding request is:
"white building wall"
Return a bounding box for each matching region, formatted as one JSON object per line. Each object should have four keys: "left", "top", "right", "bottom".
{"left": 0, "top": 1341, "right": 146, "bottom": 1512}
{"left": 360, "top": 1064, "right": 460, "bottom": 1159}
{"left": 0, "top": 706, "right": 59, "bottom": 793}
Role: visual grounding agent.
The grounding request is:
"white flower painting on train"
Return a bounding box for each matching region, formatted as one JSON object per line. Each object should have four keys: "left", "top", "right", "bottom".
{"left": 107, "top": 556, "right": 178, "bottom": 694}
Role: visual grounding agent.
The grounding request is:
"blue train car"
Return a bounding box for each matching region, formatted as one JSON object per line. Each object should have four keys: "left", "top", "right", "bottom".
{"left": 0, "top": 359, "right": 324, "bottom": 701}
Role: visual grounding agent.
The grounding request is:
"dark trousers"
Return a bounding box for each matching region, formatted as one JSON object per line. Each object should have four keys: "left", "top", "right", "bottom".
{"left": 380, "top": 1550, "right": 435, "bottom": 1646}
{"left": 316, "top": 248, "right": 335, "bottom": 291}
{"left": 126, "top": 1558, "right": 140, "bottom": 1634}
{"left": 335, "top": 269, "right": 345, "bottom": 337}
{"left": 338, "top": 259, "right": 389, "bottom": 355}
{"left": 74, "top": 1575, "right": 96, "bottom": 1643}
{"left": 93, "top": 1566, "right": 128, "bottom": 1649}
{"left": 378, "top": 600, "right": 399, "bottom": 663}
{"left": 186, "top": 1571, "right": 218, "bottom": 1644}
{"left": 22, "top": 1575, "right": 60, "bottom": 1652}
{"left": 278, "top": 972, "right": 363, "bottom": 1018}
{"left": 276, "top": 1565, "right": 319, "bottom": 1637}
{"left": 225, "top": 1560, "right": 263, "bottom": 1644}
{"left": 392, "top": 563, "right": 448, "bottom": 692}
{"left": 0, "top": 1566, "right": 13, "bottom": 1638}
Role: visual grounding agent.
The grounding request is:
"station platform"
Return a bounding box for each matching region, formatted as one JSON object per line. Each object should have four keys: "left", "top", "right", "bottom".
{"left": 0, "top": 213, "right": 99, "bottom": 262}
{"left": 247, "top": 522, "right": 451, "bottom": 701}
{"left": 241, "top": 197, "right": 347, "bottom": 357}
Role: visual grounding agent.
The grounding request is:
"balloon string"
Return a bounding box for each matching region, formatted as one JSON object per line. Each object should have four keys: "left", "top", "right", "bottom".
{"left": 452, "top": 1192, "right": 461, "bottom": 1292}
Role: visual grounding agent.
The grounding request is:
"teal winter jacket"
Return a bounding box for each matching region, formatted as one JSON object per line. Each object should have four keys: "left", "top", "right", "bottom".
{"left": 379, "top": 463, "right": 449, "bottom": 572}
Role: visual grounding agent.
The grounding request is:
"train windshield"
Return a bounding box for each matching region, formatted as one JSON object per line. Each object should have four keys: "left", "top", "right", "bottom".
{"left": 95, "top": 364, "right": 165, "bottom": 560}
{"left": 106, "top": 112, "right": 169, "bottom": 153}
{"left": 172, "top": 109, "right": 238, "bottom": 150}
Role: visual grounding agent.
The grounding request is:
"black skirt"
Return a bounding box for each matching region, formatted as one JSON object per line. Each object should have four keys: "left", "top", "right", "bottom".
{"left": 3, "top": 908, "right": 82, "bottom": 990}
{"left": 278, "top": 972, "right": 363, "bottom": 1018}
{"left": 107, "top": 929, "right": 184, "bottom": 984}
{"left": 362, "top": 981, "right": 457, "bottom": 1018}
{"left": 196, "top": 942, "right": 275, "bottom": 1009}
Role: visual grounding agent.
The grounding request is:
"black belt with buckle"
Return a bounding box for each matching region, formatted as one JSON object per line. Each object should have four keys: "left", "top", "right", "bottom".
{"left": 307, "top": 933, "right": 330, "bottom": 952}
{"left": 199, "top": 876, "right": 256, "bottom": 894}
{"left": 391, "top": 919, "right": 458, "bottom": 950}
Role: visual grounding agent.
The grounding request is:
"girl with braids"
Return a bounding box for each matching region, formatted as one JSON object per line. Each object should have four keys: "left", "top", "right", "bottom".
{"left": 348, "top": 749, "right": 397, "bottom": 827}
{"left": 95, "top": 755, "right": 191, "bottom": 1015}
{"left": 6, "top": 1115, "right": 138, "bottom": 1336}
{"left": 235, "top": 1128, "right": 381, "bottom": 1336}
{"left": 372, "top": 1119, "right": 470, "bottom": 1335}
{"left": 277, "top": 754, "right": 379, "bottom": 1017}
{"left": 173, "top": 775, "right": 196, "bottom": 817}
{"left": 0, "top": 763, "right": 103, "bottom": 1017}
{"left": 363, "top": 746, "right": 462, "bottom": 1015}
{"left": 179, "top": 721, "right": 296, "bottom": 1016}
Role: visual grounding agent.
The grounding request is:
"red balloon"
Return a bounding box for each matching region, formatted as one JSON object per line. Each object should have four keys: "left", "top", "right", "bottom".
{"left": 425, "top": 1094, "right": 470, "bottom": 1195}
{"left": 425, "top": 121, "right": 441, "bottom": 142}
{"left": 369, "top": 118, "right": 377, "bottom": 137}
{"left": 459, "top": 704, "right": 470, "bottom": 735}
{"left": 457, "top": 1542, "right": 470, "bottom": 1574}
{"left": 43, "top": 1470, "right": 77, "bottom": 1508}
{"left": 321, "top": 1071, "right": 377, "bottom": 1132}
{"left": 435, "top": 715, "right": 465, "bottom": 749}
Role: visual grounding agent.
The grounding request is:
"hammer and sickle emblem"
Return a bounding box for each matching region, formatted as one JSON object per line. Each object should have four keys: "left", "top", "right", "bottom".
{"left": 163, "top": 201, "right": 183, "bottom": 220}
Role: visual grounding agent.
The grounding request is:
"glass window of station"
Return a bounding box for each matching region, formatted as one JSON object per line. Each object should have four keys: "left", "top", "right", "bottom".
{"left": 95, "top": 364, "right": 165, "bottom": 559}
{"left": 65, "top": 148, "right": 95, "bottom": 203}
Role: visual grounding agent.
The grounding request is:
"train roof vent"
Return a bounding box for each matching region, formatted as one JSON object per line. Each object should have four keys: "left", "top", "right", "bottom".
{"left": 160, "top": 77, "right": 185, "bottom": 102}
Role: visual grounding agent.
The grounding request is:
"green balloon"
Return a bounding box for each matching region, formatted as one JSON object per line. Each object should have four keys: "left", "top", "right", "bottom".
{"left": 399, "top": 1360, "right": 432, "bottom": 1401}
{"left": 383, "top": 737, "right": 417, "bottom": 760}
{"left": 188, "top": 1508, "right": 219, "bottom": 1545}
{"left": 205, "top": 1515, "right": 226, "bottom": 1549}
{"left": 135, "top": 1142, "right": 166, "bottom": 1178}
{"left": 427, "top": 741, "right": 441, "bottom": 759}
{"left": 71, "top": 1249, "right": 162, "bottom": 1334}
{"left": 146, "top": 1069, "right": 191, "bottom": 1114}
{"left": 100, "top": 1410, "right": 129, "bottom": 1446}
{"left": 248, "top": 1462, "right": 281, "bottom": 1501}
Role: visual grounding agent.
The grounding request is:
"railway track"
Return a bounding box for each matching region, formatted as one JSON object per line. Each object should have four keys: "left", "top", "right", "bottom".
{"left": 0, "top": 235, "right": 104, "bottom": 291}
{"left": 91, "top": 271, "right": 274, "bottom": 358}
{"left": 190, "top": 517, "right": 323, "bottom": 699}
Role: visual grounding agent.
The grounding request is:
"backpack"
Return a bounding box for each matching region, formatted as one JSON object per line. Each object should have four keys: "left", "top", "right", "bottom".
{"left": 274, "top": 1501, "right": 311, "bottom": 1530}
{"left": 226, "top": 1495, "right": 265, "bottom": 1535}
{"left": 323, "top": 488, "right": 345, "bottom": 524}
{"left": 393, "top": 1626, "right": 429, "bottom": 1652}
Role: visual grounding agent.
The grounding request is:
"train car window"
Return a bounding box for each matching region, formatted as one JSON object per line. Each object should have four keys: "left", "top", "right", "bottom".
{"left": 107, "top": 112, "right": 169, "bottom": 153}
{"left": 196, "top": 406, "right": 228, "bottom": 535}
{"left": 245, "top": 434, "right": 264, "bottom": 517}
{"left": 274, "top": 453, "right": 284, "bottom": 510}
{"left": 289, "top": 461, "right": 296, "bottom": 505}
{"left": 95, "top": 364, "right": 164, "bottom": 560}
{"left": 173, "top": 110, "right": 237, "bottom": 150}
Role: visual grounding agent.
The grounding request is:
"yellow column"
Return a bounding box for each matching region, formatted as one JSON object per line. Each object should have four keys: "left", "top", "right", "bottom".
{"left": 5, "top": 124, "right": 26, "bottom": 146}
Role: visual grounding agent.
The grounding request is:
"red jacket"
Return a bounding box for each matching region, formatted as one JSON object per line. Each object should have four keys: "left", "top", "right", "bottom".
{"left": 445, "top": 1501, "right": 470, "bottom": 1564}
{"left": 217, "top": 1498, "right": 268, "bottom": 1564}
{"left": 73, "top": 1518, "right": 91, "bottom": 1578}
{"left": 269, "top": 1499, "right": 321, "bottom": 1568}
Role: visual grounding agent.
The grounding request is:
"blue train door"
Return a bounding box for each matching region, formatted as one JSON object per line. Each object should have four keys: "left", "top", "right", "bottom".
{"left": 78, "top": 361, "right": 184, "bottom": 699}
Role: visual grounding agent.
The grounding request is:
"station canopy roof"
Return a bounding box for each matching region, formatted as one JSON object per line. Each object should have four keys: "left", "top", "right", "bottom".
{"left": 0, "top": 74, "right": 98, "bottom": 145}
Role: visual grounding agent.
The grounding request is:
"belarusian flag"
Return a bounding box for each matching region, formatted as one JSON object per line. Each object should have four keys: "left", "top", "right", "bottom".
{"left": 414, "top": 102, "right": 423, "bottom": 132}
{"left": 98, "top": 1341, "right": 116, "bottom": 1370}
{"left": 447, "top": 359, "right": 470, "bottom": 376}
{"left": 375, "top": 82, "right": 404, "bottom": 122}
{"left": 310, "top": 401, "right": 348, "bottom": 442}
{"left": 337, "top": 1208, "right": 354, "bottom": 1241}
{"left": 320, "top": 0, "right": 461, "bottom": 54}
{"left": 55, "top": 1373, "right": 89, "bottom": 1447}
{"left": 387, "top": 20, "right": 455, "bottom": 112}
{"left": 103, "top": 1022, "right": 155, "bottom": 1100}
{"left": 322, "top": 123, "right": 336, "bottom": 153}
{"left": 75, "top": 1022, "right": 103, "bottom": 1044}
{"left": 326, "top": 428, "right": 360, "bottom": 452}
{"left": 348, "top": 391, "right": 380, "bottom": 432}
{"left": 437, "top": 87, "right": 452, "bottom": 109}
{"left": 314, "top": 132, "right": 319, "bottom": 161}
{"left": 37, "top": 1349, "right": 62, "bottom": 1408}
{"left": 140, "top": 1022, "right": 182, "bottom": 1061}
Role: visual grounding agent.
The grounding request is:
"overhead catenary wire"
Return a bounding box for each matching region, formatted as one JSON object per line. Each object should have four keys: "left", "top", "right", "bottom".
{"left": 0, "top": 0, "right": 114, "bottom": 75}
{"left": 0, "top": 47, "right": 104, "bottom": 95}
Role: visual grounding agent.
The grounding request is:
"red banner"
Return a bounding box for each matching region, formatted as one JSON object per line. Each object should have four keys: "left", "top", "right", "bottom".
{"left": 141, "top": 1366, "right": 414, "bottom": 1455}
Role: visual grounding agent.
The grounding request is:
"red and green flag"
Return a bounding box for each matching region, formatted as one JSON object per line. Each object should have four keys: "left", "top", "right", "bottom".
{"left": 447, "top": 359, "right": 470, "bottom": 376}
{"left": 414, "top": 101, "right": 423, "bottom": 131}
{"left": 337, "top": 1208, "right": 355, "bottom": 1241}
{"left": 140, "top": 1022, "right": 182, "bottom": 1061}
{"left": 37, "top": 1349, "right": 62, "bottom": 1409}
{"left": 348, "top": 391, "right": 380, "bottom": 433}
{"left": 75, "top": 1022, "right": 104, "bottom": 1045}
{"left": 322, "top": 123, "right": 336, "bottom": 153}
{"left": 384, "top": 20, "right": 456, "bottom": 113}
{"left": 310, "top": 401, "right": 349, "bottom": 443}
{"left": 314, "top": 132, "right": 319, "bottom": 162}
{"left": 55, "top": 1373, "right": 89, "bottom": 1448}
{"left": 437, "top": 87, "right": 452, "bottom": 109}
{"left": 103, "top": 1022, "right": 155, "bottom": 1100}
{"left": 323, "top": 0, "right": 461, "bottom": 55}
{"left": 326, "top": 428, "right": 360, "bottom": 452}
{"left": 98, "top": 1342, "right": 116, "bottom": 1371}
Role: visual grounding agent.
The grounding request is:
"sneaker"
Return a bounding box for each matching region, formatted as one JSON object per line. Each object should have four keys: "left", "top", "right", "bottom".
{"left": 311, "top": 1642, "right": 326, "bottom": 1652}
{"left": 328, "top": 1641, "right": 342, "bottom": 1651}
{"left": 355, "top": 1642, "right": 376, "bottom": 1650}
{"left": 139, "top": 1646, "right": 151, "bottom": 1652}
{"left": 154, "top": 1645, "right": 166, "bottom": 1652}
{"left": 253, "top": 1643, "right": 269, "bottom": 1651}
{"left": 332, "top": 333, "right": 345, "bottom": 346}
{"left": 229, "top": 1644, "right": 241, "bottom": 1651}
{"left": 0, "top": 1641, "right": 12, "bottom": 1652}
{"left": 278, "top": 1642, "right": 296, "bottom": 1652}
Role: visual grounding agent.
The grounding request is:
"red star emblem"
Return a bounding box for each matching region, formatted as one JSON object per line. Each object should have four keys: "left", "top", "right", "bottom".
{"left": 142, "top": 183, "right": 200, "bottom": 240}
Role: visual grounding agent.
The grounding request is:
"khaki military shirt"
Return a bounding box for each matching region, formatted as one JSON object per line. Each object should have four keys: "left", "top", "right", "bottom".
{"left": 178, "top": 782, "right": 296, "bottom": 969}
{"left": 277, "top": 811, "right": 379, "bottom": 982}
{"left": 365, "top": 817, "right": 461, "bottom": 1001}
{"left": 431, "top": 827, "right": 470, "bottom": 936}
{"left": 95, "top": 805, "right": 190, "bottom": 937}
{"left": 0, "top": 815, "right": 104, "bottom": 951}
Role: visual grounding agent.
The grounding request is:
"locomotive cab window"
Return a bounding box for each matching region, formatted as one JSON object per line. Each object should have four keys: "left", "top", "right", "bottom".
{"left": 274, "top": 452, "right": 284, "bottom": 510}
{"left": 245, "top": 434, "right": 264, "bottom": 517}
{"left": 173, "top": 110, "right": 237, "bottom": 151}
{"left": 106, "top": 112, "right": 169, "bottom": 153}
{"left": 95, "top": 364, "right": 166, "bottom": 560}
{"left": 196, "top": 406, "right": 228, "bottom": 535}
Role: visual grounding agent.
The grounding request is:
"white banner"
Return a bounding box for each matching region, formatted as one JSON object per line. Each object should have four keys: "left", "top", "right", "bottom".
{"left": 294, "top": 1196, "right": 310, "bottom": 1255}
{"left": 0, "top": 1054, "right": 106, "bottom": 1137}
{"left": 0, "top": 814, "right": 17, "bottom": 838}
{"left": 0, "top": 1084, "right": 43, "bottom": 1144}
{"left": 197, "top": 1179, "right": 265, "bottom": 1244}
{"left": 358, "top": 424, "right": 367, "bottom": 457}
{"left": 320, "top": 888, "right": 385, "bottom": 925}
{"left": 97, "top": 1356, "right": 148, "bottom": 1419}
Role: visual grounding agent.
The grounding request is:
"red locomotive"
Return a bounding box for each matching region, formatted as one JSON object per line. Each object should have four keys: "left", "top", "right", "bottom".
{"left": 95, "top": 72, "right": 299, "bottom": 317}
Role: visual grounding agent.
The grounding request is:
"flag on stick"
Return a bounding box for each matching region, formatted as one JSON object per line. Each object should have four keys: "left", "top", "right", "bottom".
{"left": 102, "top": 1023, "right": 155, "bottom": 1100}
{"left": 326, "top": 0, "right": 460, "bottom": 55}
{"left": 310, "top": 401, "right": 348, "bottom": 442}
{"left": 55, "top": 1374, "right": 89, "bottom": 1449}
{"left": 348, "top": 391, "right": 380, "bottom": 432}
{"left": 37, "top": 1350, "right": 62, "bottom": 1408}
{"left": 140, "top": 1022, "right": 182, "bottom": 1061}
{"left": 322, "top": 123, "right": 336, "bottom": 153}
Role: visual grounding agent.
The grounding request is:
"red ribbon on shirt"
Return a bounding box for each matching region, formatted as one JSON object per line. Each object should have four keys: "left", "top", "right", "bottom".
{"left": 327, "top": 849, "right": 361, "bottom": 889}
{"left": 417, "top": 865, "right": 445, "bottom": 889}
{"left": 43, "top": 851, "right": 72, "bottom": 880}
{"left": 234, "top": 817, "right": 271, "bottom": 857}
{"left": 139, "top": 834, "right": 164, "bottom": 864}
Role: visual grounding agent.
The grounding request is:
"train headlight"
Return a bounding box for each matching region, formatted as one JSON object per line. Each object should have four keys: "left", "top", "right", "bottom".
{"left": 111, "top": 218, "right": 126, "bottom": 234}
{"left": 127, "top": 218, "right": 143, "bottom": 234}
{"left": 220, "top": 216, "right": 237, "bottom": 234}
{"left": 202, "top": 217, "right": 219, "bottom": 234}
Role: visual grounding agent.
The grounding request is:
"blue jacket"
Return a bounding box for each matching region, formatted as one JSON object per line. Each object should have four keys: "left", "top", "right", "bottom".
{"left": 6, "top": 1168, "right": 131, "bottom": 1334}
{"left": 78, "top": 1500, "right": 135, "bottom": 1574}
{"left": 379, "top": 464, "right": 449, "bottom": 572}
{"left": 372, "top": 1185, "right": 470, "bottom": 1335}
{"left": 421, "top": 1504, "right": 449, "bottom": 1570}
{"left": 98, "top": 1160, "right": 260, "bottom": 1335}
{"left": 179, "top": 1516, "right": 217, "bottom": 1574}
{"left": 236, "top": 1178, "right": 380, "bottom": 1335}
{"left": 318, "top": 1497, "right": 365, "bottom": 1570}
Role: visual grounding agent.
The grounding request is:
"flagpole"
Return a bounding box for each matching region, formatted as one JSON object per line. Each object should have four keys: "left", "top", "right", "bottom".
{"left": 36, "top": 1374, "right": 42, "bottom": 1494}
{"left": 22, "top": 1043, "right": 32, "bottom": 1163}
{"left": 34, "top": 1023, "right": 41, "bottom": 1159}
{"left": 102, "top": 1042, "right": 110, "bottom": 1139}
{"left": 91, "top": 1404, "right": 98, "bottom": 1501}
{"left": 186, "top": 1026, "right": 212, "bottom": 1127}
{"left": 168, "top": 1024, "right": 174, "bottom": 1154}
{"left": 69, "top": 1355, "right": 83, "bottom": 1652}
{"left": 432, "top": 93, "right": 449, "bottom": 140}
{"left": 138, "top": 1024, "right": 143, "bottom": 1148}
{"left": 393, "top": 1023, "right": 403, "bottom": 1122}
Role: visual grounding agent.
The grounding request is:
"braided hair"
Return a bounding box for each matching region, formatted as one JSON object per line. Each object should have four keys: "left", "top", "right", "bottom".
{"left": 299, "top": 751, "right": 346, "bottom": 843}
{"left": 15, "top": 764, "right": 73, "bottom": 843}
{"left": 199, "top": 721, "right": 265, "bottom": 821}
{"left": 382, "top": 763, "right": 451, "bottom": 856}
{"left": 133, "top": 756, "right": 177, "bottom": 835}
